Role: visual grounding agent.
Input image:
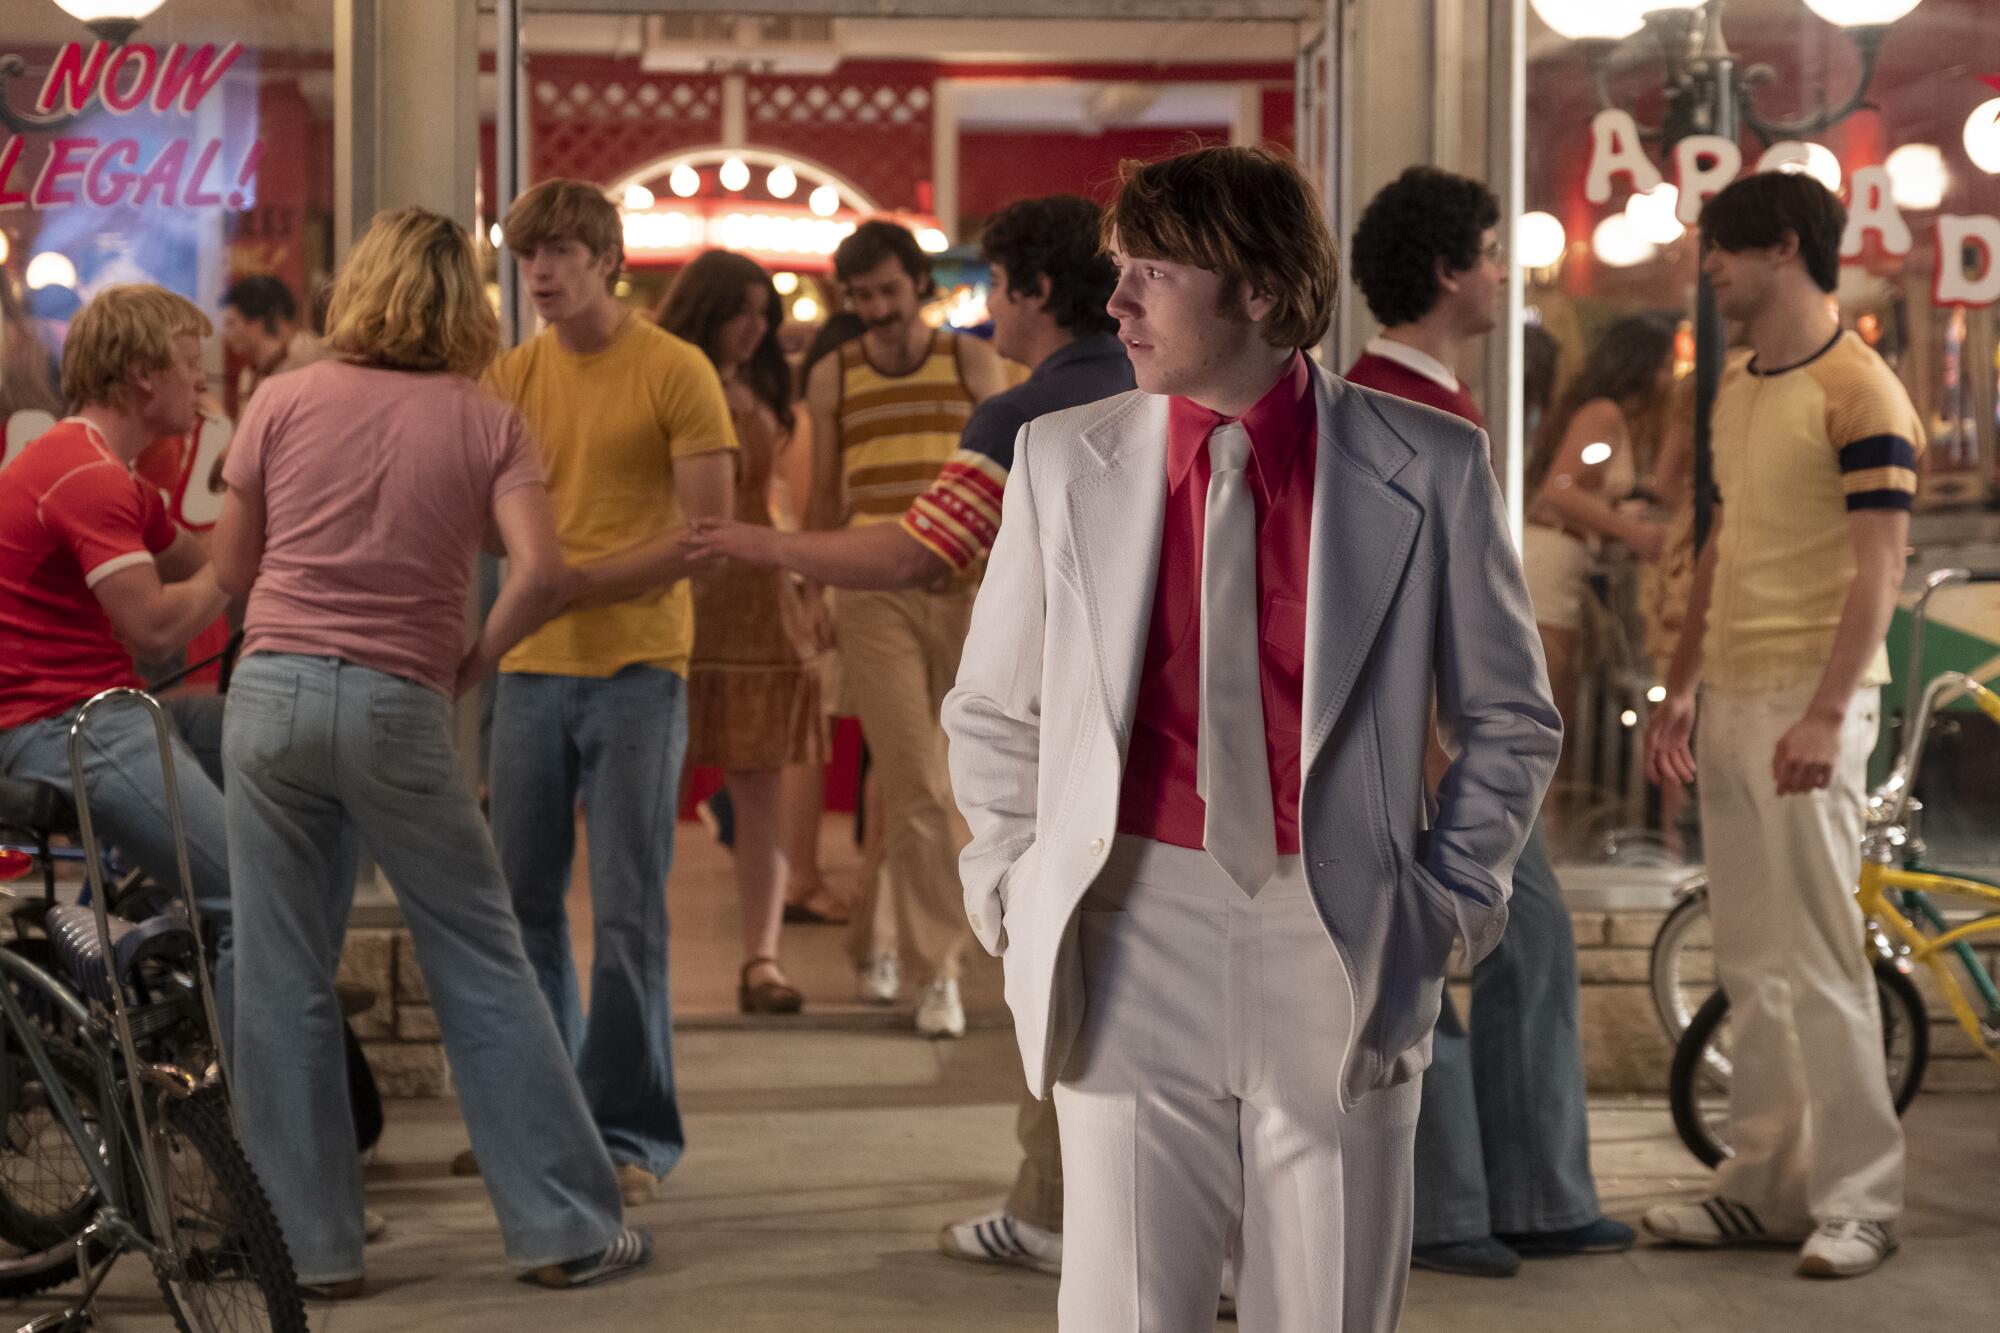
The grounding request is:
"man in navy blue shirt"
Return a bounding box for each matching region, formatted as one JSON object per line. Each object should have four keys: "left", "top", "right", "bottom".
{"left": 689, "top": 194, "right": 1130, "bottom": 1277}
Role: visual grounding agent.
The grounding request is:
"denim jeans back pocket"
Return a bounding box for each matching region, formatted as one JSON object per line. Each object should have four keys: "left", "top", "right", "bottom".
{"left": 368, "top": 689, "right": 458, "bottom": 795}
{"left": 222, "top": 675, "right": 298, "bottom": 777}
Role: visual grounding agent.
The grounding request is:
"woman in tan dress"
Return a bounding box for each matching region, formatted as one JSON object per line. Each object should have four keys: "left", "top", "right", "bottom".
{"left": 660, "top": 251, "right": 828, "bottom": 1013}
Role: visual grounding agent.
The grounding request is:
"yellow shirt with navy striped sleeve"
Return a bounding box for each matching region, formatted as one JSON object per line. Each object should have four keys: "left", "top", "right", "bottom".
{"left": 484, "top": 313, "right": 737, "bottom": 678}
{"left": 837, "top": 329, "right": 976, "bottom": 529}
{"left": 1704, "top": 330, "right": 1925, "bottom": 691}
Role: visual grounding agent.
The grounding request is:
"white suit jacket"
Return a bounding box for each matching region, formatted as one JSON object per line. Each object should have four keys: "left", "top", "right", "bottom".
{"left": 941, "top": 360, "right": 1560, "bottom": 1106}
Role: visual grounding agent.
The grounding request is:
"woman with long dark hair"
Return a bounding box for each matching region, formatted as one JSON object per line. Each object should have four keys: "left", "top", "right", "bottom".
{"left": 659, "top": 250, "right": 827, "bottom": 1012}
{"left": 1522, "top": 312, "right": 1677, "bottom": 814}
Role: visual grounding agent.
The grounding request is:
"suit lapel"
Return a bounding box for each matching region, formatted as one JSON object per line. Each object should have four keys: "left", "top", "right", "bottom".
{"left": 1062, "top": 393, "right": 1168, "bottom": 749}
{"left": 1303, "top": 368, "right": 1422, "bottom": 774}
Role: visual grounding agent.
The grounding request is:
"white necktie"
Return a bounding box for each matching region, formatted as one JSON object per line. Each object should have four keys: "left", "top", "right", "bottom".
{"left": 1197, "top": 421, "right": 1277, "bottom": 898}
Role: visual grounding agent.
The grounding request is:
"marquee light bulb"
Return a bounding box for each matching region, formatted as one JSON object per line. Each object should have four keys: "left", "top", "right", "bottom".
{"left": 1966, "top": 100, "right": 2000, "bottom": 176}
{"left": 766, "top": 165, "right": 798, "bottom": 199}
{"left": 669, "top": 165, "right": 700, "bottom": 198}
{"left": 1528, "top": 0, "right": 1644, "bottom": 41}
{"left": 719, "top": 157, "right": 750, "bottom": 192}
{"left": 1516, "top": 211, "right": 1568, "bottom": 269}
{"left": 1886, "top": 144, "right": 1948, "bottom": 210}
{"left": 1802, "top": 0, "right": 1924, "bottom": 29}
{"left": 808, "top": 185, "right": 841, "bottom": 218}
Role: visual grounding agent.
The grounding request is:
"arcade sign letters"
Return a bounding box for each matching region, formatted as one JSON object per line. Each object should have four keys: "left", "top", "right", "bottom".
{"left": 1586, "top": 108, "right": 2000, "bottom": 307}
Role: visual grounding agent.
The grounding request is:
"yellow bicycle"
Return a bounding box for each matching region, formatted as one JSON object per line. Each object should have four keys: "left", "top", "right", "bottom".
{"left": 1670, "top": 569, "right": 2000, "bottom": 1166}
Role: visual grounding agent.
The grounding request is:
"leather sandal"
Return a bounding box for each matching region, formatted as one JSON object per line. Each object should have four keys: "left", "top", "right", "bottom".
{"left": 738, "top": 957, "right": 804, "bottom": 1015}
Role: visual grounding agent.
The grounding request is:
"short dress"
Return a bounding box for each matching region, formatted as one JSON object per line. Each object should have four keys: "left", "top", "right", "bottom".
{"left": 687, "top": 396, "right": 828, "bottom": 769}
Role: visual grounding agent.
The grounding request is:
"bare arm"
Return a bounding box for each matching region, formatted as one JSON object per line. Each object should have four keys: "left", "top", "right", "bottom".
{"left": 569, "top": 449, "right": 736, "bottom": 608}
{"left": 209, "top": 487, "right": 264, "bottom": 601}
{"left": 92, "top": 561, "right": 230, "bottom": 661}
{"left": 1769, "top": 510, "right": 1908, "bottom": 794}
{"left": 1531, "top": 400, "right": 1662, "bottom": 558}
{"left": 456, "top": 484, "right": 573, "bottom": 696}
{"left": 153, "top": 528, "right": 210, "bottom": 585}
{"left": 804, "top": 356, "right": 844, "bottom": 532}
{"left": 686, "top": 517, "right": 948, "bottom": 591}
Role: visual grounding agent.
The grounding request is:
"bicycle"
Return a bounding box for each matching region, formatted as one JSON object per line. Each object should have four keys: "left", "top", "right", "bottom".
{"left": 1665, "top": 567, "right": 2000, "bottom": 1167}
{"left": 0, "top": 688, "right": 304, "bottom": 1331}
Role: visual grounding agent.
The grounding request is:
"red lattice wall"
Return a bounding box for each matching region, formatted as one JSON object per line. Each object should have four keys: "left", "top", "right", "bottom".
{"left": 744, "top": 63, "right": 934, "bottom": 212}
{"left": 528, "top": 56, "right": 725, "bottom": 187}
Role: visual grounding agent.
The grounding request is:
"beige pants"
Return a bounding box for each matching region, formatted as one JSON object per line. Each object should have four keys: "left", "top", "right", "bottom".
{"left": 1056, "top": 837, "right": 1416, "bottom": 1333}
{"left": 835, "top": 584, "right": 976, "bottom": 984}
{"left": 1699, "top": 684, "right": 1904, "bottom": 1225}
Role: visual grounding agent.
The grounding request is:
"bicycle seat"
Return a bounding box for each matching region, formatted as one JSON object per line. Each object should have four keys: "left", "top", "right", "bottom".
{"left": 0, "top": 774, "right": 73, "bottom": 838}
{"left": 45, "top": 903, "right": 198, "bottom": 1006}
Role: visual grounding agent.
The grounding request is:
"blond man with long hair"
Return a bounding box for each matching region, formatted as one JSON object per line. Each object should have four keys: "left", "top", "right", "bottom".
{"left": 211, "top": 207, "right": 650, "bottom": 1296}
{"left": 0, "top": 283, "right": 238, "bottom": 1015}
{"left": 943, "top": 147, "right": 1558, "bottom": 1328}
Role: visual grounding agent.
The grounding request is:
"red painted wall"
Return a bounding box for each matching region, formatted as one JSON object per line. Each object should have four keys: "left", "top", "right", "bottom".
{"left": 958, "top": 127, "right": 1231, "bottom": 227}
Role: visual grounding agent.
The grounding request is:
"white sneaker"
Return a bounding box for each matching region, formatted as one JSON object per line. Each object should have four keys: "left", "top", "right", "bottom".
{"left": 856, "top": 954, "right": 900, "bottom": 1005}
{"left": 914, "top": 978, "right": 966, "bottom": 1038}
{"left": 937, "top": 1209, "right": 1061, "bottom": 1276}
{"left": 1219, "top": 1254, "right": 1237, "bottom": 1318}
{"left": 1797, "top": 1218, "right": 1897, "bottom": 1278}
{"left": 1641, "top": 1197, "right": 1809, "bottom": 1247}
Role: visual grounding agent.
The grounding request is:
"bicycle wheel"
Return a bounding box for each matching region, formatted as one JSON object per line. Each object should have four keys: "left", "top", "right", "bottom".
{"left": 1647, "top": 885, "right": 1714, "bottom": 1042}
{"left": 141, "top": 1085, "right": 305, "bottom": 1333}
{"left": 1669, "top": 960, "right": 1930, "bottom": 1169}
{"left": 0, "top": 1039, "right": 107, "bottom": 1298}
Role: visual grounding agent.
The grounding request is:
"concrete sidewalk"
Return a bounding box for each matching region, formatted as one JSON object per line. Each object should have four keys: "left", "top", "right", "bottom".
{"left": 20, "top": 1026, "right": 1996, "bottom": 1331}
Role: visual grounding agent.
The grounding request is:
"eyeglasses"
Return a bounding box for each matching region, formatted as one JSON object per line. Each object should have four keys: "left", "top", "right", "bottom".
{"left": 1480, "top": 240, "right": 1506, "bottom": 266}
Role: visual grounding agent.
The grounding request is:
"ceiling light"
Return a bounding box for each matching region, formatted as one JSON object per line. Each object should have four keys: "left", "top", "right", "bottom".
{"left": 1517, "top": 211, "right": 1568, "bottom": 269}
{"left": 1885, "top": 144, "right": 1947, "bottom": 210}
{"left": 26, "top": 252, "right": 78, "bottom": 292}
{"left": 1529, "top": 0, "right": 1645, "bottom": 41}
{"left": 772, "top": 271, "right": 799, "bottom": 295}
{"left": 1592, "top": 214, "right": 1658, "bottom": 268}
{"left": 1965, "top": 99, "right": 2000, "bottom": 176}
{"left": 1624, "top": 184, "right": 1686, "bottom": 245}
{"left": 1802, "top": 0, "right": 1925, "bottom": 28}
{"left": 791, "top": 296, "right": 820, "bottom": 323}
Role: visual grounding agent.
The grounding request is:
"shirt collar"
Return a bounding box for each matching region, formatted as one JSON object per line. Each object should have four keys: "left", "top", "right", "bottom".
{"left": 1166, "top": 350, "right": 1315, "bottom": 491}
{"left": 1364, "top": 337, "right": 1461, "bottom": 394}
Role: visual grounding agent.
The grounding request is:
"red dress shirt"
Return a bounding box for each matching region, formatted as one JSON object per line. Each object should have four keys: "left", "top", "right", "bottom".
{"left": 1116, "top": 351, "right": 1316, "bottom": 856}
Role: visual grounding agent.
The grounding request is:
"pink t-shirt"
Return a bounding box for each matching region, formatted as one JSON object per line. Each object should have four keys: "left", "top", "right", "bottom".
{"left": 223, "top": 360, "right": 545, "bottom": 695}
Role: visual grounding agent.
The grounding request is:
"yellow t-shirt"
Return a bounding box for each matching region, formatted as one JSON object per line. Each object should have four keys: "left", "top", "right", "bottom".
{"left": 1705, "top": 330, "right": 1925, "bottom": 691}
{"left": 485, "top": 314, "right": 737, "bottom": 678}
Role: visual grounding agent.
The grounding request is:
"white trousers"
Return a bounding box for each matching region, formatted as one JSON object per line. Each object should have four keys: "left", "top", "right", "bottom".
{"left": 1055, "top": 837, "right": 1420, "bottom": 1333}
{"left": 1698, "top": 685, "right": 1904, "bottom": 1225}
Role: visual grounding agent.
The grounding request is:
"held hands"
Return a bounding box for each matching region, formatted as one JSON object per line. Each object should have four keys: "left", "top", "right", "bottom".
{"left": 1772, "top": 707, "right": 1843, "bottom": 796}
{"left": 1643, "top": 690, "right": 1698, "bottom": 788}
{"left": 684, "top": 518, "right": 782, "bottom": 568}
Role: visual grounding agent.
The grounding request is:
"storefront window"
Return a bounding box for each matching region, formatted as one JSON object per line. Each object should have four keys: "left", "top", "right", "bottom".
{"left": 2, "top": 0, "right": 336, "bottom": 468}
{"left": 1522, "top": 0, "right": 2000, "bottom": 857}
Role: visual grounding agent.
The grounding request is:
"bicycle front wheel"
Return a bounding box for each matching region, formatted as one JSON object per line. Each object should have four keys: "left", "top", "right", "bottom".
{"left": 0, "top": 1038, "right": 107, "bottom": 1298}
{"left": 141, "top": 1084, "right": 306, "bottom": 1333}
{"left": 1669, "top": 959, "right": 1929, "bottom": 1169}
{"left": 1647, "top": 885, "right": 1713, "bottom": 1043}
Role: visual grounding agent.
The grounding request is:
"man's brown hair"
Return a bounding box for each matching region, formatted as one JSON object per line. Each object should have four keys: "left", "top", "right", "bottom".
{"left": 60, "top": 284, "right": 211, "bottom": 409}
{"left": 503, "top": 178, "right": 624, "bottom": 290}
{"left": 1102, "top": 145, "right": 1338, "bottom": 349}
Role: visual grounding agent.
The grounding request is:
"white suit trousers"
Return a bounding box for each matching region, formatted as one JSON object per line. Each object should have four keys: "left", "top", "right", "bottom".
{"left": 1698, "top": 685, "right": 1904, "bottom": 1225}
{"left": 1055, "top": 837, "right": 1421, "bottom": 1333}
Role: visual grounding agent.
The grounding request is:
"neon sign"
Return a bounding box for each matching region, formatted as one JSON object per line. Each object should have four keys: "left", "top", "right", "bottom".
{"left": 0, "top": 41, "right": 260, "bottom": 212}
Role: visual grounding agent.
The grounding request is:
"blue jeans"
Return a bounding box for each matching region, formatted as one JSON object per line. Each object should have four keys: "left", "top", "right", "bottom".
{"left": 222, "top": 654, "right": 622, "bottom": 1283}
{"left": 490, "top": 666, "right": 687, "bottom": 1177}
{"left": 0, "top": 693, "right": 234, "bottom": 1029}
{"left": 1412, "top": 821, "right": 1600, "bottom": 1244}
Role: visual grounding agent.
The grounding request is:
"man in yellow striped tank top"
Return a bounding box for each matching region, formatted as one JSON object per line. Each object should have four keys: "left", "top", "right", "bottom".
{"left": 804, "top": 220, "right": 1008, "bottom": 1036}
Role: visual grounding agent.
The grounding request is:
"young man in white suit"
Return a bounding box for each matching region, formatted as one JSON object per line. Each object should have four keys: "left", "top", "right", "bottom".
{"left": 942, "top": 146, "right": 1560, "bottom": 1331}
